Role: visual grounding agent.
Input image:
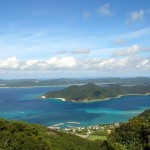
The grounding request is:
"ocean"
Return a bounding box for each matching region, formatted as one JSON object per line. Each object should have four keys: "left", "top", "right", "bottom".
{"left": 0, "top": 86, "right": 150, "bottom": 128}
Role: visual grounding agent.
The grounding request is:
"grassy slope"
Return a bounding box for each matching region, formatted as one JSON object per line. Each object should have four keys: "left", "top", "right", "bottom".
{"left": 88, "top": 135, "right": 107, "bottom": 141}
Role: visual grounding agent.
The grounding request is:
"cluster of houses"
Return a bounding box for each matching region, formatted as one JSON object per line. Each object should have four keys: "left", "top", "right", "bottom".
{"left": 47, "top": 123, "right": 120, "bottom": 136}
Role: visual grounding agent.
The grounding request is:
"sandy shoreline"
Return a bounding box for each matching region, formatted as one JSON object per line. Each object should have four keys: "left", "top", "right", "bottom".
{"left": 41, "top": 96, "right": 66, "bottom": 101}
{"left": 67, "top": 122, "right": 80, "bottom": 124}
{"left": 80, "top": 93, "right": 150, "bottom": 103}
{"left": 41, "top": 93, "right": 150, "bottom": 103}
{"left": 55, "top": 98, "right": 66, "bottom": 101}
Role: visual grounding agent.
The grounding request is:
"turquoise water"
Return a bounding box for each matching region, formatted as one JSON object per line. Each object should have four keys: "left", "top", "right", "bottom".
{"left": 0, "top": 86, "right": 150, "bottom": 128}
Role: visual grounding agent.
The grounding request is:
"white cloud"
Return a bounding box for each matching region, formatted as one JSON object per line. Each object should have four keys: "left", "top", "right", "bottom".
{"left": 72, "top": 49, "right": 90, "bottom": 54}
{"left": 0, "top": 55, "right": 150, "bottom": 73}
{"left": 46, "top": 57, "right": 77, "bottom": 69}
{"left": 0, "top": 57, "right": 77, "bottom": 70}
{"left": 142, "top": 47, "right": 150, "bottom": 52}
{"left": 57, "top": 49, "right": 90, "bottom": 55}
{"left": 126, "top": 9, "right": 145, "bottom": 23}
{"left": 57, "top": 50, "right": 68, "bottom": 54}
{"left": 116, "top": 26, "right": 150, "bottom": 40}
{"left": 0, "top": 57, "right": 19, "bottom": 69}
{"left": 114, "top": 45, "right": 140, "bottom": 56}
{"left": 136, "top": 59, "right": 150, "bottom": 70}
{"left": 20, "top": 59, "right": 38, "bottom": 70}
{"left": 113, "top": 39, "right": 127, "bottom": 44}
{"left": 97, "top": 3, "right": 113, "bottom": 16}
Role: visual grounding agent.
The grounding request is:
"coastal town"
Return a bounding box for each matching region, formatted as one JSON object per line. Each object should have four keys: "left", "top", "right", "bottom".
{"left": 47, "top": 122, "right": 120, "bottom": 140}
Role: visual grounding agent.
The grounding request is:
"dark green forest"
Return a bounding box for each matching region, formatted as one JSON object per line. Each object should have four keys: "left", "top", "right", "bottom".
{"left": 103, "top": 109, "right": 150, "bottom": 150}
{"left": 44, "top": 83, "right": 150, "bottom": 101}
{"left": 0, "top": 77, "right": 150, "bottom": 87}
{"left": 0, "top": 109, "right": 150, "bottom": 150}
{"left": 0, "top": 118, "right": 102, "bottom": 150}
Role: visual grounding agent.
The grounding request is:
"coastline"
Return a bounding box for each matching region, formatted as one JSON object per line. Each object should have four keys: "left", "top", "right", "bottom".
{"left": 0, "top": 83, "right": 85, "bottom": 89}
{"left": 0, "top": 85, "right": 66, "bottom": 88}
{"left": 54, "top": 98, "right": 66, "bottom": 101}
{"left": 67, "top": 122, "right": 80, "bottom": 124}
{"left": 41, "top": 96, "right": 66, "bottom": 101}
{"left": 0, "top": 82, "right": 137, "bottom": 89}
{"left": 43, "top": 93, "right": 150, "bottom": 103}
{"left": 78, "top": 93, "right": 150, "bottom": 103}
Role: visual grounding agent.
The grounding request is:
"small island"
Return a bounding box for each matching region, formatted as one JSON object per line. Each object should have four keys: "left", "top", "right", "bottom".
{"left": 43, "top": 83, "right": 150, "bottom": 102}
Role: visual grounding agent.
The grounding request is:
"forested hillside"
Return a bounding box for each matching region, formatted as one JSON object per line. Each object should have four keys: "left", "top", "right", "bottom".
{"left": 0, "top": 119, "right": 102, "bottom": 150}
{"left": 103, "top": 109, "right": 150, "bottom": 150}
{"left": 44, "top": 83, "right": 150, "bottom": 101}
{"left": 0, "top": 109, "right": 150, "bottom": 150}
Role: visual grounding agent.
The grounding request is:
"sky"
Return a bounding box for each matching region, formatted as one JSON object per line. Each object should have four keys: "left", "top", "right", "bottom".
{"left": 0, "top": 0, "right": 150, "bottom": 79}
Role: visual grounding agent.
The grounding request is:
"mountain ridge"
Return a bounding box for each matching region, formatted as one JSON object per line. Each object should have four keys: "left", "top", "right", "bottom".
{"left": 1, "top": 77, "right": 150, "bottom": 87}
{"left": 44, "top": 83, "right": 150, "bottom": 102}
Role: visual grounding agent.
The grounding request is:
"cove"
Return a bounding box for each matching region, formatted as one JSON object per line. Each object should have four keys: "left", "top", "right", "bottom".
{"left": 0, "top": 86, "right": 150, "bottom": 128}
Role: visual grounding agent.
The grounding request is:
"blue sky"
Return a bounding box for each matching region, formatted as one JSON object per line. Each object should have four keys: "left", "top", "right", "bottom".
{"left": 0, "top": 0, "right": 150, "bottom": 78}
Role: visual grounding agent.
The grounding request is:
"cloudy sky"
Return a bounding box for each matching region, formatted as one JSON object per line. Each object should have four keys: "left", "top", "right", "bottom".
{"left": 0, "top": 0, "right": 150, "bottom": 78}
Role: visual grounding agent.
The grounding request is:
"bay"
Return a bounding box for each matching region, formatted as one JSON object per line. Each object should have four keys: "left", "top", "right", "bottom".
{"left": 0, "top": 86, "right": 150, "bottom": 128}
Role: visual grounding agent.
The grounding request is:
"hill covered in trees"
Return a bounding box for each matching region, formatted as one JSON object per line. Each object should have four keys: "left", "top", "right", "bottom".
{"left": 104, "top": 109, "right": 150, "bottom": 150}
{"left": 139, "top": 109, "right": 150, "bottom": 119}
{"left": 44, "top": 83, "right": 150, "bottom": 102}
{"left": 0, "top": 109, "right": 150, "bottom": 149}
{"left": 0, "top": 77, "right": 150, "bottom": 87}
{"left": 0, "top": 118, "right": 102, "bottom": 150}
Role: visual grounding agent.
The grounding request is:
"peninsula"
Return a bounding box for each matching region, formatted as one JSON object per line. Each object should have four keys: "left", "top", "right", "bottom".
{"left": 43, "top": 83, "right": 150, "bottom": 102}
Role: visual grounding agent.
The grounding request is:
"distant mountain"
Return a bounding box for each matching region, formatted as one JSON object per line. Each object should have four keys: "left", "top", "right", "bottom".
{"left": 44, "top": 83, "right": 150, "bottom": 102}
{"left": 0, "top": 77, "right": 150, "bottom": 87}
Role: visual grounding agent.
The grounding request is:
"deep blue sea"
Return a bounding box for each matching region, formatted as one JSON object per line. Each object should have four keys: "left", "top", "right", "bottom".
{"left": 0, "top": 86, "right": 150, "bottom": 128}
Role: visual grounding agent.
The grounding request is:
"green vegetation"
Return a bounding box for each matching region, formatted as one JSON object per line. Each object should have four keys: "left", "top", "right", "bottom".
{"left": 88, "top": 135, "right": 107, "bottom": 141}
{"left": 92, "top": 128, "right": 110, "bottom": 136}
{"left": 103, "top": 109, "right": 150, "bottom": 150}
{"left": 44, "top": 83, "right": 150, "bottom": 102}
{"left": 0, "top": 119, "right": 50, "bottom": 149}
{"left": 0, "top": 109, "right": 150, "bottom": 149}
{"left": 139, "top": 109, "right": 150, "bottom": 119}
{"left": 1, "top": 77, "right": 150, "bottom": 87}
{"left": 0, "top": 118, "right": 102, "bottom": 150}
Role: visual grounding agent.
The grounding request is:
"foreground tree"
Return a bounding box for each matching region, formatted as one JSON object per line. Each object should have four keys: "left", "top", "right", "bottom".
{"left": 105, "top": 109, "right": 150, "bottom": 150}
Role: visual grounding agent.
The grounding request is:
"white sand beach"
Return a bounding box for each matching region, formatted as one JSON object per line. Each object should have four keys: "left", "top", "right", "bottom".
{"left": 55, "top": 98, "right": 66, "bottom": 101}
{"left": 41, "top": 96, "right": 46, "bottom": 99}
